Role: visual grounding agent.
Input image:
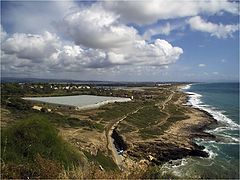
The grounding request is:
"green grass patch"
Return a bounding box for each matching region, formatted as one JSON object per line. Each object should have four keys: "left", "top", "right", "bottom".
{"left": 66, "top": 118, "right": 105, "bottom": 132}
{"left": 165, "top": 104, "right": 187, "bottom": 116}
{"left": 1, "top": 115, "right": 84, "bottom": 168}
{"left": 83, "top": 151, "right": 118, "bottom": 171}
{"left": 94, "top": 101, "right": 143, "bottom": 122}
{"left": 12, "top": 110, "right": 105, "bottom": 131}
{"left": 139, "top": 127, "right": 163, "bottom": 139}
{"left": 125, "top": 105, "right": 167, "bottom": 128}
{"left": 118, "top": 122, "right": 137, "bottom": 134}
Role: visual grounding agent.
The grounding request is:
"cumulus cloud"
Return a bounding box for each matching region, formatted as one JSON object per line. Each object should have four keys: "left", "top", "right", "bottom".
{"left": 188, "top": 16, "right": 239, "bottom": 38}
{"left": 56, "top": 4, "right": 140, "bottom": 50}
{"left": 1, "top": 1, "right": 189, "bottom": 77}
{"left": 143, "top": 22, "right": 185, "bottom": 40}
{"left": 198, "top": 63, "right": 206, "bottom": 67}
{"left": 123, "top": 39, "right": 183, "bottom": 66}
{"left": 1, "top": 25, "right": 7, "bottom": 42}
{"left": 53, "top": 4, "right": 183, "bottom": 68}
{"left": 1, "top": 30, "right": 183, "bottom": 74}
{"left": 2, "top": 1, "right": 77, "bottom": 34}
{"left": 2, "top": 31, "right": 61, "bottom": 62}
{"left": 104, "top": 0, "right": 238, "bottom": 25}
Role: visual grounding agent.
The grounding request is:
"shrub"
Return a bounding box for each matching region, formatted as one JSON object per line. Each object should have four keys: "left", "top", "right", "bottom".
{"left": 1, "top": 115, "right": 84, "bottom": 178}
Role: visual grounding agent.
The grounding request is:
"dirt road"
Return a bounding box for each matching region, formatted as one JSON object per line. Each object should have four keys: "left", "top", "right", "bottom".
{"left": 106, "top": 108, "right": 142, "bottom": 170}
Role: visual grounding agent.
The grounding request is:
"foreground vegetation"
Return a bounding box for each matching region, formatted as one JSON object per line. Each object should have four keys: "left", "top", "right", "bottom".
{"left": 1, "top": 115, "right": 84, "bottom": 179}
{"left": 1, "top": 82, "right": 192, "bottom": 178}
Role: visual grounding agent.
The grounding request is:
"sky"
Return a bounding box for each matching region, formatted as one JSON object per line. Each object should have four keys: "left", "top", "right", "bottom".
{"left": 1, "top": 0, "right": 239, "bottom": 82}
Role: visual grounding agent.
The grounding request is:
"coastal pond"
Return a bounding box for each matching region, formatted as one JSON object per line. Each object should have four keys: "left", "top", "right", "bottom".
{"left": 23, "top": 95, "right": 131, "bottom": 109}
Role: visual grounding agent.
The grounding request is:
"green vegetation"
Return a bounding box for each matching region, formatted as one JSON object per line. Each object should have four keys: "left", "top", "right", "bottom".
{"left": 142, "top": 166, "right": 180, "bottom": 179}
{"left": 1, "top": 115, "right": 84, "bottom": 179}
{"left": 139, "top": 127, "right": 163, "bottom": 139}
{"left": 1, "top": 82, "right": 195, "bottom": 178}
{"left": 118, "top": 122, "right": 137, "bottom": 134}
{"left": 83, "top": 151, "right": 118, "bottom": 171}
{"left": 2, "top": 97, "right": 32, "bottom": 111}
{"left": 158, "top": 104, "right": 190, "bottom": 134}
{"left": 125, "top": 105, "right": 167, "bottom": 128}
{"left": 66, "top": 118, "right": 105, "bottom": 131}
{"left": 93, "top": 101, "right": 143, "bottom": 122}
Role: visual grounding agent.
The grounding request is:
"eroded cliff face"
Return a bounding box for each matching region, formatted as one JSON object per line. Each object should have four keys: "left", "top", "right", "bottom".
{"left": 127, "top": 141, "right": 208, "bottom": 165}
{"left": 116, "top": 93, "right": 217, "bottom": 166}
{"left": 111, "top": 128, "right": 128, "bottom": 151}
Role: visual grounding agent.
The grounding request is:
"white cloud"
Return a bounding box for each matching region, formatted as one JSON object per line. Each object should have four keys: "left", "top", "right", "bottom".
{"left": 2, "top": 1, "right": 77, "bottom": 34}
{"left": 56, "top": 4, "right": 140, "bottom": 50}
{"left": 104, "top": 0, "right": 238, "bottom": 25}
{"left": 143, "top": 22, "right": 183, "bottom": 40}
{"left": 1, "top": 29, "right": 183, "bottom": 74}
{"left": 198, "top": 63, "right": 206, "bottom": 67}
{"left": 2, "top": 31, "right": 61, "bottom": 62}
{"left": 1, "top": 25, "right": 7, "bottom": 42}
{"left": 1, "top": 1, "right": 186, "bottom": 77}
{"left": 53, "top": 4, "right": 183, "bottom": 67}
{"left": 213, "top": 71, "right": 219, "bottom": 75}
{"left": 124, "top": 39, "right": 183, "bottom": 66}
{"left": 188, "top": 16, "right": 238, "bottom": 38}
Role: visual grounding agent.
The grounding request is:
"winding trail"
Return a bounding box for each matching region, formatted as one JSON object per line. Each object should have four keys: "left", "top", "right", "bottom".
{"left": 154, "top": 90, "right": 175, "bottom": 127}
{"left": 106, "top": 90, "right": 175, "bottom": 170}
{"left": 105, "top": 108, "right": 142, "bottom": 170}
{"left": 158, "top": 90, "right": 175, "bottom": 111}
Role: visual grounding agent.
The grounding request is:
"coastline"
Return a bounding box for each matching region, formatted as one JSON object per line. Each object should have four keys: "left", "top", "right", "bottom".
{"left": 124, "top": 84, "right": 218, "bottom": 166}
{"left": 157, "top": 83, "right": 239, "bottom": 179}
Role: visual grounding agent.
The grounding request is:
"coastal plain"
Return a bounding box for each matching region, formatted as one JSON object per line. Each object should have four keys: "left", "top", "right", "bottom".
{"left": 1, "top": 83, "right": 217, "bottom": 178}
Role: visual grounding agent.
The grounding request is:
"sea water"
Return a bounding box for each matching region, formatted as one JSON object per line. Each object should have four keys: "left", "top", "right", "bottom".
{"left": 161, "top": 83, "right": 239, "bottom": 179}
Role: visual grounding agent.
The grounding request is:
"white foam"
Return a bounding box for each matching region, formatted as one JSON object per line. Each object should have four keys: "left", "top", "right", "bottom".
{"left": 181, "top": 84, "right": 192, "bottom": 90}
{"left": 162, "top": 158, "right": 189, "bottom": 170}
{"left": 203, "top": 147, "right": 218, "bottom": 159}
{"left": 186, "top": 91, "right": 240, "bottom": 132}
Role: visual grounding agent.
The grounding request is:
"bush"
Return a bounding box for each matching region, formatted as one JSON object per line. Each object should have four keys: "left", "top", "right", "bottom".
{"left": 1, "top": 115, "right": 84, "bottom": 178}
{"left": 7, "top": 98, "right": 32, "bottom": 111}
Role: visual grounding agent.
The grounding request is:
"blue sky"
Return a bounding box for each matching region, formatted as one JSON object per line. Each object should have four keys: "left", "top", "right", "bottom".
{"left": 1, "top": 0, "right": 239, "bottom": 82}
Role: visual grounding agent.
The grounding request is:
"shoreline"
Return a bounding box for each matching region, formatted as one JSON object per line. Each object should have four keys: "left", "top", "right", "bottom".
{"left": 125, "top": 84, "right": 218, "bottom": 165}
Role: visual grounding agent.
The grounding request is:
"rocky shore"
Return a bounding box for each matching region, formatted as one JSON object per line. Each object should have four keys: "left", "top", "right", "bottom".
{"left": 122, "top": 89, "right": 218, "bottom": 166}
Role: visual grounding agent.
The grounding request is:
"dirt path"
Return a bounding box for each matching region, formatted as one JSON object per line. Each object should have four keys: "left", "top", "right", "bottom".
{"left": 105, "top": 108, "right": 142, "bottom": 170}
{"left": 160, "top": 90, "right": 174, "bottom": 111}
{"left": 153, "top": 90, "right": 175, "bottom": 127}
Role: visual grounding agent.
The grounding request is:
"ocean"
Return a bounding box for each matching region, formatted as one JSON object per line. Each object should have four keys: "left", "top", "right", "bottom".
{"left": 161, "top": 82, "right": 239, "bottom": 179}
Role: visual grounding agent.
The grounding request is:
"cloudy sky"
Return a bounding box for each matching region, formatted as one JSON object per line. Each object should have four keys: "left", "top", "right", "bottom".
{"left": 1, "top": 0, "right": 239, "bottom": 82}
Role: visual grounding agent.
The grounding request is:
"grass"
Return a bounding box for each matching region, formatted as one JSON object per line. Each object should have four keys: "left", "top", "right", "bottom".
{"left": 125, "top": 105, "right": 167, "bottom": 128}
{"left": 93, "top": 101, "right": 143, "bottom": 122}
{"left": 139, "top": 127, "right": 163, "bottom": 139}
{"left": 157, "top": 104, "right": 190, "bottom": 134}
{"left": 7, "top": 106, "right": 105, "bottom": 132}
{"left": 83, "top": 151, "right": 118, "bottom": 171}
{"left": 66, "top": 118, "right": 105, "bottom": 132}
{"left": 118, "top": 122, "right": 137, "bottom": 134}
{"left": 1, "top": 115, "right": 85, "bottom": 178}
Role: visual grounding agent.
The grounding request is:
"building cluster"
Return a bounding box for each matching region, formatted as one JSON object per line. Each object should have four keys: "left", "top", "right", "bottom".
{"left": 19, "top": 83, "right": 91, "bottom": 90}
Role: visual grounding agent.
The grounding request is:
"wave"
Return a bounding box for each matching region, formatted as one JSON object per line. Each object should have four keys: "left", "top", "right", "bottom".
{"left": 184, "top": 84, "right": 240, "bottom": 144}
{"left": 186, "top": 91, "right": 239, "bottom": 130}
{"left": 203, "top": 147, "right": 218, "bottom": 159}
{"left": 181, "top": 84, "right": 192, "bottom": 90}
{"left": 162, "top": 158, "right": 189, "bottom": 169}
